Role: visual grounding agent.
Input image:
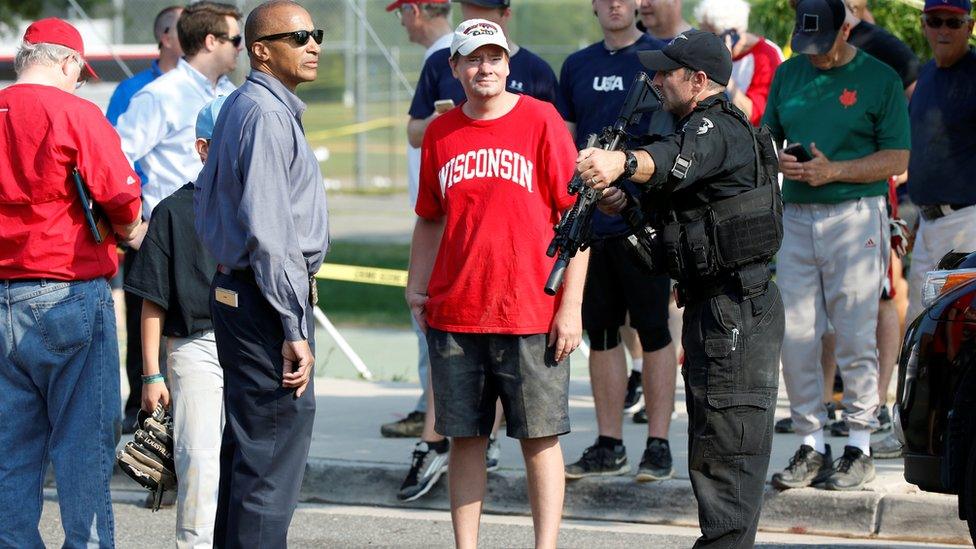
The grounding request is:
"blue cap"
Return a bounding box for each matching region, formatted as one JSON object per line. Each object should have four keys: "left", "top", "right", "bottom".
{"left": 195, "top": 95, "right": 228, "bottom": 139}
{"left": 924, "top": 0, "right": 971, "bottom": 13}
{"left": 451, "top": 0, "right": 510, "bottom": 8}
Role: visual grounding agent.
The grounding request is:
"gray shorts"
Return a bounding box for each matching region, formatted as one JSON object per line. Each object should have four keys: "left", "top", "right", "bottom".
{"left": 427, "top": 328, "right": 570, "bottom": 439}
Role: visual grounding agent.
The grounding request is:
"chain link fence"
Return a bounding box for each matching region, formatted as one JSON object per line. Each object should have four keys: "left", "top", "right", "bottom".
{"left": 100, "top": 0, "right": 621, "bottom": 191}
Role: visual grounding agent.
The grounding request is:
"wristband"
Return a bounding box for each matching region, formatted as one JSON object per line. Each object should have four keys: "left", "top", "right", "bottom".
{"left": 142, "top": 373, "right": 165, "bottom": 384}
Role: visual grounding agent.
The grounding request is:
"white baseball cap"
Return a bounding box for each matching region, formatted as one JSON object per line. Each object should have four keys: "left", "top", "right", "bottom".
{"left": 449, "top": 19, "right": 510, "bottom": 57}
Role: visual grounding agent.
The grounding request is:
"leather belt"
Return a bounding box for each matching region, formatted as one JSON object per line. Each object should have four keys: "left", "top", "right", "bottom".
{"left": 920, "top": 203, "right": 972, "bottom": 222}
{"left": 216, "top": 264, "right": 256, "bottom": 284}
{"left": 217, "top": 264, "right": 318, "bottom": 306}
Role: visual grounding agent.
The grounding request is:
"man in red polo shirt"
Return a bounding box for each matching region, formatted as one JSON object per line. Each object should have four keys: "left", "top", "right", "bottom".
{"left": 0, "top": 18, "right": 144, "bottom": 548}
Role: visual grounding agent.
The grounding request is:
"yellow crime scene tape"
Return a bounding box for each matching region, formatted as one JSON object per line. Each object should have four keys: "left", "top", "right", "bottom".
{"left": 305, "top": 117, "right": 399, "bottom": 141}
{"left": 315, "top": 263, "right": 408, "bottom": 287}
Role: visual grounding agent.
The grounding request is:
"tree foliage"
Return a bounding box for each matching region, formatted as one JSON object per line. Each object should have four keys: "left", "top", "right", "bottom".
{"left": 0, "top": 0, "right": 110, "bottom": 33}
{"left": 748, "top": 0, "right": 933, "bottom": 61}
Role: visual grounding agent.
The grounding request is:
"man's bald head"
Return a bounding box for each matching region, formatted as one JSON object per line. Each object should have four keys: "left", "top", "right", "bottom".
{"left": 244, "top": 0, "right": 308, "bottom": 54}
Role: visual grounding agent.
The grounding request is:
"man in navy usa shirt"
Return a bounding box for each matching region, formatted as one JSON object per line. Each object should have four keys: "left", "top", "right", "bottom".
{"left": 559, "top": 0, "right": 679, "bottom": 484}
{"left": 406, "top": 0, "right": 559, "bottom": 149}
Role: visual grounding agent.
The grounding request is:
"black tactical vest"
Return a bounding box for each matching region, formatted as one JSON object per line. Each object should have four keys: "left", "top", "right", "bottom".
{"left": 658, "top": 97, "right": 783, "bottom": 288}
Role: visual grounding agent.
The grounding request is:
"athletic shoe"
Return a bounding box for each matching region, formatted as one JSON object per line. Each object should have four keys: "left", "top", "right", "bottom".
{"left": 565, "top": 441, "right": 629, "bottom": 479}
{"left": 823, "top": 446, "right": 875, "bottom": 490}
{"left": 397, "top": 441, "right": 449, "bottom": 502}
{"left": 771, "top": 444, "right": 833, "bottom": 490}
{"left": 485, "top": 436, "right": 501, "bottom": 473}
{"left": 870, "top": 432, "right": 903, "bottom": 459}
{"left": 381, "top": 410, "right": 425, "bottom": 438}
{"left": 635, "top": 439, "right": 674, "bottom": 482}
{"left": 876, "top": 405, "right": 892, "bottom": 433}
{"left": 774, "top": 416, "right": 794, "bottom": 434}
{"left": 623, "top": 371, "right": 644, "bottom": 414}
{"left": 776, "top": 402, "right": 841, "bottom": 434}
{"left": 632, "top": 407, "right": 648, "bottom": 424}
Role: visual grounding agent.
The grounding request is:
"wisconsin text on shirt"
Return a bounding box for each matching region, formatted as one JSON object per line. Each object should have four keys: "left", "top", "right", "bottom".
{"left": 438, "top": 148, "right": 534, "bottom": 196}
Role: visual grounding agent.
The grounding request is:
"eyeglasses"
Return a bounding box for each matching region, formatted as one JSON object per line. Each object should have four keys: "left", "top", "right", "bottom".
{"left": 923, "top": 14, "right": 971, "bottom": 29}
{"left": 216, "top": 33, "right": 243, "bottom": 47}
{"left": 254, "top": 29, "right": 324, "bottom": 46}
{"left": 66, "top": 55, "right": 87, "bottom": 89}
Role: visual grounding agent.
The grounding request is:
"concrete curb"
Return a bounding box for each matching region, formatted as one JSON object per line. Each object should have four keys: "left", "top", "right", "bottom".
{"left": 300, "top": 458, "right": 971, "bottom": 545}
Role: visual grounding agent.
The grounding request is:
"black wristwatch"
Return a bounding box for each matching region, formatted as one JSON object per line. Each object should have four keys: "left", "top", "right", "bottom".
{"left": 622, "top": 150, "right": 638, "bottom": 179}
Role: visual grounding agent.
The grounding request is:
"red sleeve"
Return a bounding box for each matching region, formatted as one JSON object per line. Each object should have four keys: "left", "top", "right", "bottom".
{"left": 540, "top": 103, "right": 577, "bottom": 215}
{"left": 69, "top": 102, "right": 141, "bottom": 225}
{"left": 743, "top": 39, "right": 783, "bottom": 126}
{"left": 415, "top": 117, "right": 444, "bottom": 220}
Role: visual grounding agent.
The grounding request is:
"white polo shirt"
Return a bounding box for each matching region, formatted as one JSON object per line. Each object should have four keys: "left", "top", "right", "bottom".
{"left": 116, "top": 58, "right": 236, "bottom": 217}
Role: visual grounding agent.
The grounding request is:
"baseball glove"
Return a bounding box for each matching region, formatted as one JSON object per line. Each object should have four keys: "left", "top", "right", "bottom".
{"left": 116, "top": 403, "right": 177, "bottom": 511}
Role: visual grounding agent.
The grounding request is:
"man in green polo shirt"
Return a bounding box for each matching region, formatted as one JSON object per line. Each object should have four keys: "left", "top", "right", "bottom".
{"left": 763, "top": 0, "right": 909, "bottom": 491}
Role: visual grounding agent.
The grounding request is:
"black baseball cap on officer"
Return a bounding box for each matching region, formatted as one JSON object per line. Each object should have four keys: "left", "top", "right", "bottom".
{"left": 791, "top": 0, "right": 847, "bottom": 55}
{"left": 637, "top": 30, "right": 733, "bottom": 86}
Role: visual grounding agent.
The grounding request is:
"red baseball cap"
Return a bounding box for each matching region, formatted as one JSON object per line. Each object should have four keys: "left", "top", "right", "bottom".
{"left": 385, "top": 0, "right": 448, "bottom": 12}
{"left": 23, "top": 18, "right": 99, "bottom": 80}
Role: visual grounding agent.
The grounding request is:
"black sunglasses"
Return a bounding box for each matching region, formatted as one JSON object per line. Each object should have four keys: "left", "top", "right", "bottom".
{"left": 923, "top": 14, "right": 970, "bottom": 29}
{"left": 254, "top": 29, "right": 324, "bottom": 46}
{"left": 216, "top": 33, "right": 243, "bottom": 47}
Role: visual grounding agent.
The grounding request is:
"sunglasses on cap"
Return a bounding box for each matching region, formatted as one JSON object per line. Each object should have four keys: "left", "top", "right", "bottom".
{"left": 923, "top": 14, "right": 971, "bottom": 29}
{"left": 216, "top": 33, "right": 243, "bottom": 47}
{"left": 254, "top": 29, "right": 324, "bottom": 46}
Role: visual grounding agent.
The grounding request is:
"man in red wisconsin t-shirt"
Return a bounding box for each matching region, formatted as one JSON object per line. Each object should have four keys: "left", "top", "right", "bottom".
{"left": 0, "top": 18, "right": 144, "bottom": 547}
{"left": 408, "top": 18, "right": 588, "bottom": 548}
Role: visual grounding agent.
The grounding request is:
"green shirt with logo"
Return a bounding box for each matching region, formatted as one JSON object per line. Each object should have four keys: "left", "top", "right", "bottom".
{"left": 762, "top": 49, "right": 910, "bottom": 204}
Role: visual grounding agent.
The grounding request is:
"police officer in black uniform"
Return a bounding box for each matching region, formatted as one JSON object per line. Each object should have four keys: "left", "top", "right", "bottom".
{"left": 577, "top": 30, "right": 784, "bottom": 549}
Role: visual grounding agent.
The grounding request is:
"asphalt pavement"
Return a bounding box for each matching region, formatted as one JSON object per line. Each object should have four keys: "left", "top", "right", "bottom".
{"left": 38, "top": 489, "right": 964, "bottom": 548}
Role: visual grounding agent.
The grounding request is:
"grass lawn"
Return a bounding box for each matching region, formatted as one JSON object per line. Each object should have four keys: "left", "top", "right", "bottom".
{"left": 317, "top": 240, "right": 412, "bottom": 327}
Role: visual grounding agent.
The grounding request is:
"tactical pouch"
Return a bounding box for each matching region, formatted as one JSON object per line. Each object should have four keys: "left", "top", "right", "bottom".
{"left": 662, "top": 222, "right": 686, "bottom": 280}
{"left": 684, "top": 219, "right": 713, "bottom": 277}
{"left": 709, "top": 186, "right": 783, "bottom": 270}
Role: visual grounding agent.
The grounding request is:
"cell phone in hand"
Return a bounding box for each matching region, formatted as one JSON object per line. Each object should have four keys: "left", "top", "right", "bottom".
{"left": 783, "top": 142, "right": 813, "bottom": 162}
{"left": 434, "top": 99, "right": 455, "bottom": 114}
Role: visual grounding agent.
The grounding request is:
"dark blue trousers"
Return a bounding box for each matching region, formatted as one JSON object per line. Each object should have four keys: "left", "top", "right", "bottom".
{"left": 210, "top": 272, "right": 315, "bottom": 549}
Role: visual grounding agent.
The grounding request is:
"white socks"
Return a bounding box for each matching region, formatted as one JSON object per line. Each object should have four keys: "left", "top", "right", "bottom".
{"left": 800, "top": 430, "right": 826, "bottom": 454}
{"left": 631, "top": 358, "right": 643, "bottom": 373}
{"left": 849, "top": 429, "right": 871, "bottom": 455}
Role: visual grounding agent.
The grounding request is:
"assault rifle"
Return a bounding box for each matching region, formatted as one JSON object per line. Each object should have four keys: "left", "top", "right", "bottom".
{"left": 544, "top": 72, "right": 665, "bottom": 295}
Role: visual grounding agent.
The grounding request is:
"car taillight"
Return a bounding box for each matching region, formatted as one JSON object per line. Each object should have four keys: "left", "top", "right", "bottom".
{"left": 921, "top": 268, "right": 976, "bottom": 307}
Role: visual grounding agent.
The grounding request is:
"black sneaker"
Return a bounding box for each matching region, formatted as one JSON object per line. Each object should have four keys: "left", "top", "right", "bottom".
{"left": 565, "top": 441, "right": 629, "bottom": 479}
{"left": 397, "top": 441, "right": 449, "bottom": 502}
{"left": 771, "top": 444, "right": 833, "bottom": 490}
{"left": 876, "top": 405, "right": 892, "bottom": 433}
{"left": 823, "top": 446, "right": 875, "bottom": 490}
{"left": 636, "top": 439, "right": 673, "bottom": 482}
{"left": 623, "top": 371, "right": 644, "bottom": 414}
{"left": 381, "top": 410, "right": 425, "bottom": 438}
{"left": 774, "top": 416, "right": 794, "bottom": 434}
{"left": 632, "top": 407, "right": 648, "bottom": 424}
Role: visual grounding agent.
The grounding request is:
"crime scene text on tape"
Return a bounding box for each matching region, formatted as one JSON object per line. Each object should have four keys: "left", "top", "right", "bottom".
{"left": 315, "top": 263, "right": 408, "bottom": 287}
